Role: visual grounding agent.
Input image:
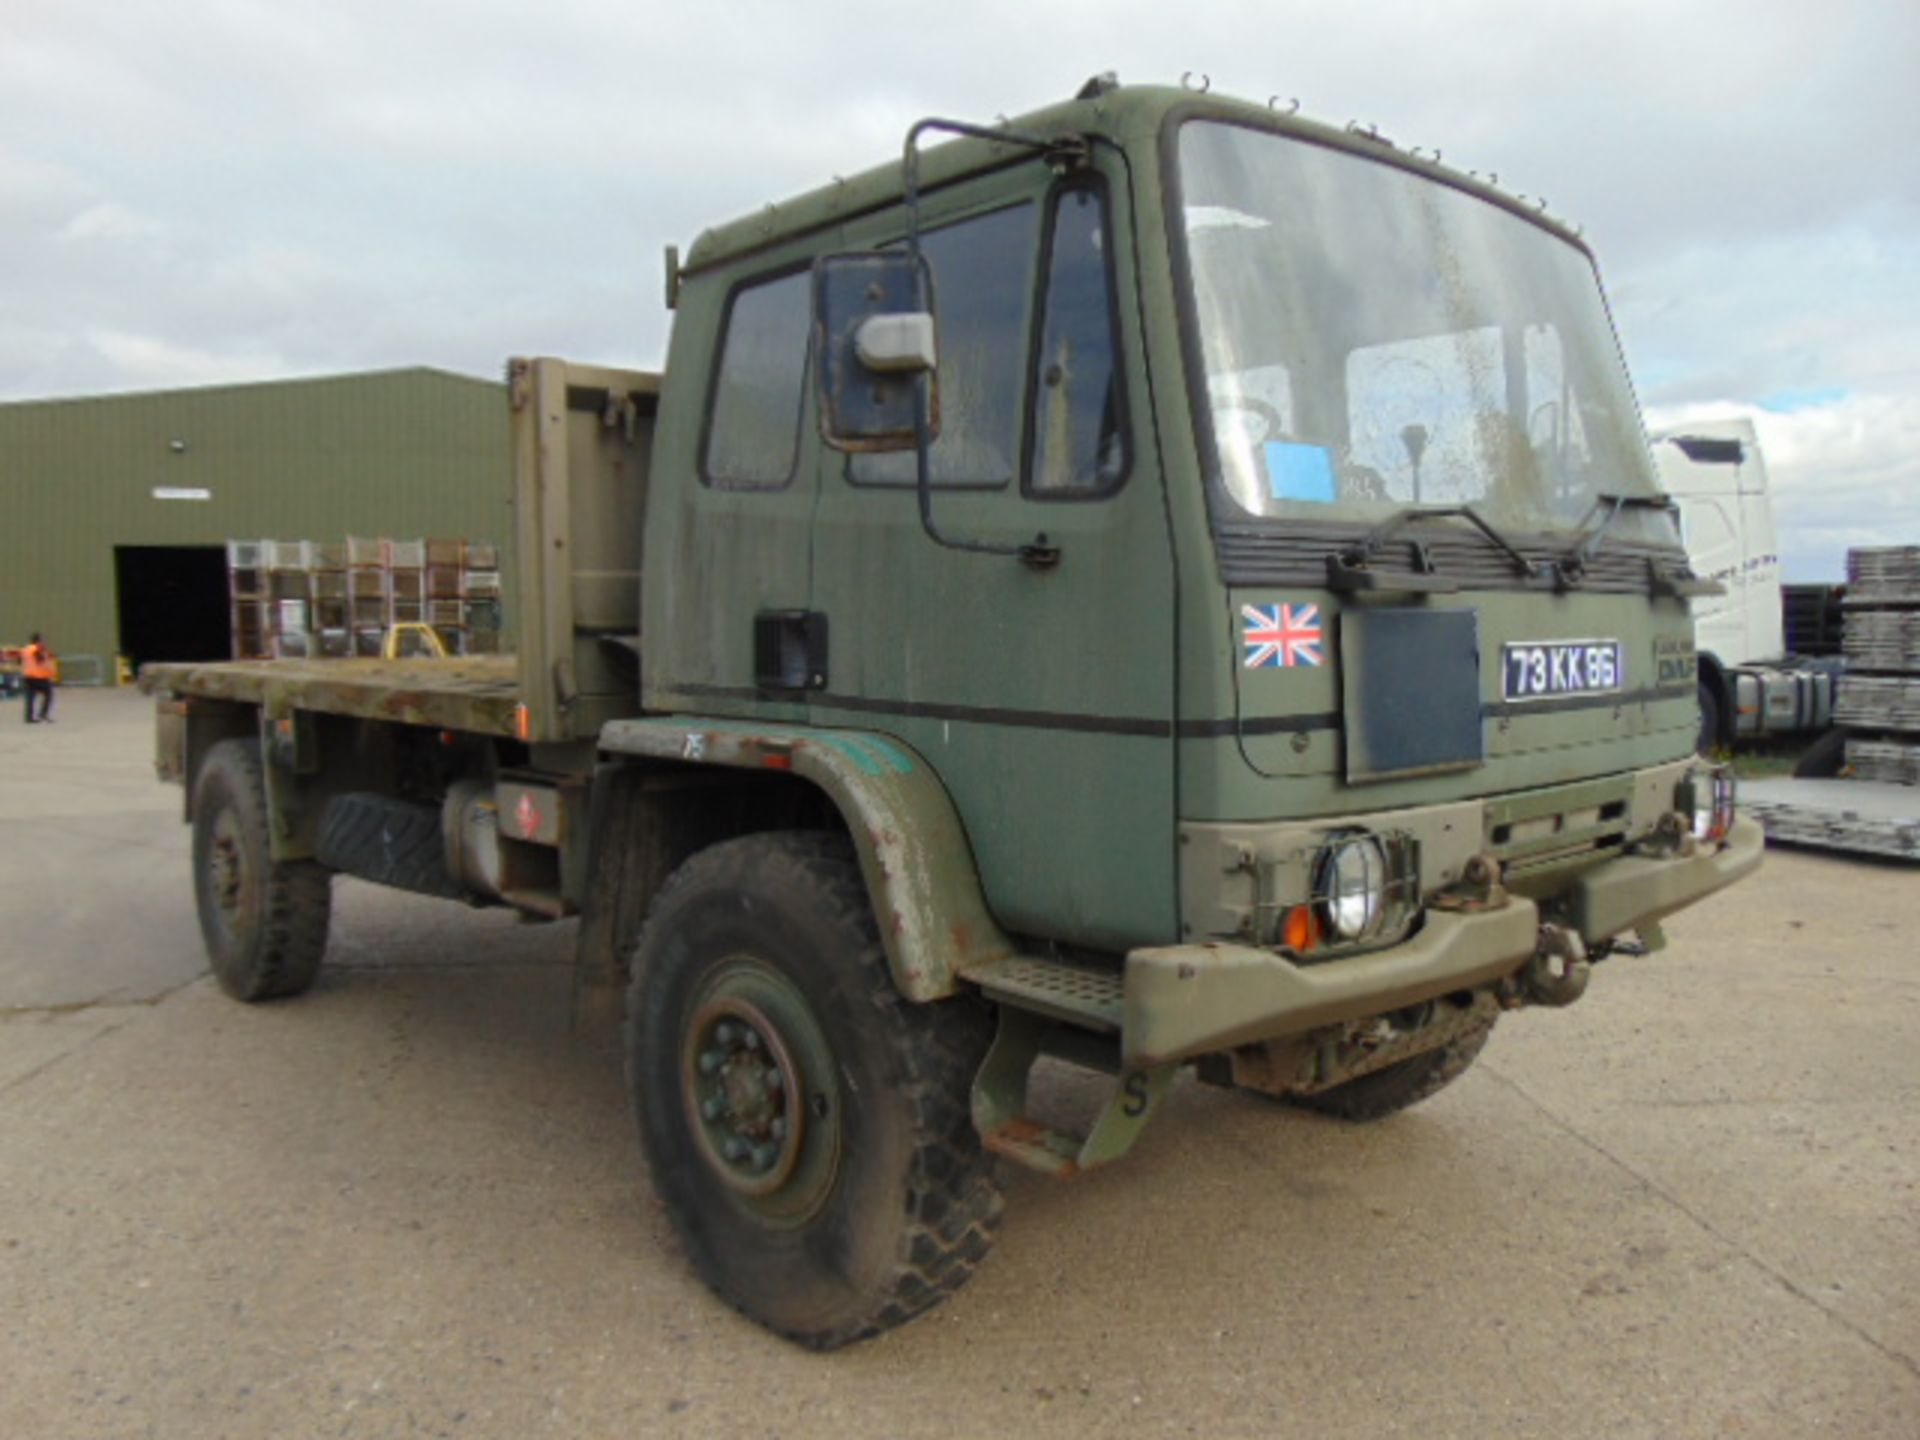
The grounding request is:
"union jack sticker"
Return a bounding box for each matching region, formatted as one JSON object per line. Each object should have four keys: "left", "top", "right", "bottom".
{"left": 1242, "top": 603, "right": 1323, "bottom": 669}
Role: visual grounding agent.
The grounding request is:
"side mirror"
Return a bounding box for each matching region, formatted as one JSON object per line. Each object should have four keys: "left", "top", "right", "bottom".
{"left": 813, "top": 252, "right": 939, "bottom": 453}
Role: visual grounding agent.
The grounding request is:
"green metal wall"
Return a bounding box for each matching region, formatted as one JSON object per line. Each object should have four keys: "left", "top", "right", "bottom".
{"left": 0, "top": 369, "right": 511, "bottom": 668}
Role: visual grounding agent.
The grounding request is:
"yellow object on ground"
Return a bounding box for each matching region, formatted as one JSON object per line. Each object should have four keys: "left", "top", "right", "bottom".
{"left": 381, "top": 623, "right": 449, "bottom": 660}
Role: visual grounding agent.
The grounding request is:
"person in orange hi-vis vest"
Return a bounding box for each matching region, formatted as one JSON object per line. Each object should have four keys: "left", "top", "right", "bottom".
{"left": 21, "top": 632, "right": 55, "bottom": 724}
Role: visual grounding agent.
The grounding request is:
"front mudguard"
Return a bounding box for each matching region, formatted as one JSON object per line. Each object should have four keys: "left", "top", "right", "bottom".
{"left": 597, "top": 717, "right": 1014, "bottom": 1002}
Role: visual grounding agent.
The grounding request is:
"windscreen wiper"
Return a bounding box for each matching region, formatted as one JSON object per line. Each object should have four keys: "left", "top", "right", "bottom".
{"left": 1559, "top": 493, "right": 1722, "bottom": 597}
{"left": 1558, "top": 493, "right": 1671, "bottom": 583}
{"left": 1326, "top": 504, "right": 1547, "bottom": 594}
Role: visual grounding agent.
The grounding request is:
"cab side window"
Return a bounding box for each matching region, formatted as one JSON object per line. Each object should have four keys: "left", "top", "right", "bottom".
{"left": 1028, "top": 185, "right": 1128, "bottom": 495}
{"left": 703, "top": 269, "right": 810, "bottom": 489}
{"left": 851, "top": 202, "right": 1034, "bottom": 488}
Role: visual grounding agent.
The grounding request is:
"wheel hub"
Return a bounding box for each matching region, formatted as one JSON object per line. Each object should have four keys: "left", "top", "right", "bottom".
{"left": 684, "top": 995, "right": 807, "bottom": 1197}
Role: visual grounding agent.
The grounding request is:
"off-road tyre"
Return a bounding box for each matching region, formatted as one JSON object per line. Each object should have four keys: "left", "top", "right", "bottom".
{"left": 1287, "top": 1018, "right": 1496, "bottom": 1122}
{"left": 1792, "top": 726, "right": 1849, "bottom": 779}
{"left": 191, "top": 738, "right": 332, "bottom": 1001}
{"left": 625, "top": 831, "right": 1002, "bottom": 1349}
{"left": 1696, "top": 677, "right": 1724, "bottom": 756}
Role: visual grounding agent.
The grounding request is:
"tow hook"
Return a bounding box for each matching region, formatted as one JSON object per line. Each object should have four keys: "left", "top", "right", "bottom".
{"left": 1430, "top": 852, "right": 1509, "bottom": 913}
{"left": 1512, "top": 923, "right": 1591, "bottom": 1008}
{"left": 1634, "top": 811, "right": 1697, "bottom": 860}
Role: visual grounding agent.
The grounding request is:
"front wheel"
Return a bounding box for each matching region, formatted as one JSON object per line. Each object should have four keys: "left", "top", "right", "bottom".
{"left": 191, "top": 738, "right": 332, "bottom": 1000}
{"left": 1286, "top": 1018, "right": 1496, "bottom": 1122}
{"left": 625, "top": 832, "right": 1002, "bottom": 1349}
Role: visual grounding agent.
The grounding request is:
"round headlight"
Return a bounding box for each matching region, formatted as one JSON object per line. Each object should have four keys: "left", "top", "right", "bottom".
{"left": 1318, "top": 834, "right": 1388, "bottom": 940}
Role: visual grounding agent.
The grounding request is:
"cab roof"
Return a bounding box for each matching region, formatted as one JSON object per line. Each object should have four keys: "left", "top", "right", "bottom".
{"left": 679, "top": 80, "right": 1587, "bottom": 278}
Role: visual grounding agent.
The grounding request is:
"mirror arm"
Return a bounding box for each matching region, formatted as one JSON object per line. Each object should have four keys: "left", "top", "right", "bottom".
{"left": 900, "top": 117, "right": 1084, "bottom": 569}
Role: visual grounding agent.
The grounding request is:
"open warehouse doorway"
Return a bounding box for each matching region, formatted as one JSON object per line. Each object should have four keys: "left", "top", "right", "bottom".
{"left": 114, "top": 546, "right": 230, "bottom": 670}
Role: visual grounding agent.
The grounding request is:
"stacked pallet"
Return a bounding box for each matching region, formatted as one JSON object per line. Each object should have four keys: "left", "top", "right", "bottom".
{"left": 227, "top": 541, "right": 268, "bottom": 658}
{"left": 267, "top": 540, "right": 317, "bottom": 658}
{"left": 1837, "top": 546, "right": 1920, "bottom": 779}
{"left": 345, "top": 536, "right": 384, "bottom": 654}
{"left": 312, "top": 542, "right": 349, "bottom": 655}
{"left": 228, "top": 537, "right": 501, "bottom": 660}
{"left": 462, "top": 541, "right": 504, "bottom": 655}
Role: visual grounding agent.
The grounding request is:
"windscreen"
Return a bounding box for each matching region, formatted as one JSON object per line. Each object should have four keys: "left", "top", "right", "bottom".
{"left": 1178, "top": 121, "right": 1670, "bottom": 545}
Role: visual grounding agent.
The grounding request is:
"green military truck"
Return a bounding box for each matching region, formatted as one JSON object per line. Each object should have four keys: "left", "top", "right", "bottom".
{"left": 144, "top": 77, "right": 1761, "bottom": 1348}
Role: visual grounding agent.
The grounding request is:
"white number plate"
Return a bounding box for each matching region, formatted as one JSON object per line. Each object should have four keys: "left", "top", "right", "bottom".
{"left": 1502, "top": 639, "right": 1624, "bottom": 702}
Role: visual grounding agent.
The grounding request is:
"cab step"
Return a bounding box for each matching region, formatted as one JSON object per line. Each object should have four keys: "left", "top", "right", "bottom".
{"left": 969, "top": 1005, "right": 1172, "bottom": 1179}
{"left": 965, "top": 955, "right": 1125, "bottom": 1033}
{"left": 980, "top": 1117, "right": 1085, "bottom": 1175}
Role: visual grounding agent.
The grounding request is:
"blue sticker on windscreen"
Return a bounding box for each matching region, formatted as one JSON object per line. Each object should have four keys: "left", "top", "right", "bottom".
{"left": 1264, "top": 441, "right": 1335, "bottom": 503}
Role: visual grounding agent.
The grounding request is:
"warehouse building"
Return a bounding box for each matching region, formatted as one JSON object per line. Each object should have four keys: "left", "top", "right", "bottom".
{"left": 0, "top": 368, "right": 510, "bottom": 677}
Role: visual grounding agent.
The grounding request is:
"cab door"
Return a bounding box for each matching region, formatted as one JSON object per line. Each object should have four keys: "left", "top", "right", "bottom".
{"left": 807, "top": 155, "right": 1178, "bottom": 952}
{"left": 643, "top": 246, "right": 833, "bottom": 724}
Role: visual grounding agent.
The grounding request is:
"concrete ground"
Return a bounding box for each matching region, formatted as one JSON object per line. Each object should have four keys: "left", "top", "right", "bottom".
{"left": 2, "top": 687, "right": 1915, "bottom": 1439}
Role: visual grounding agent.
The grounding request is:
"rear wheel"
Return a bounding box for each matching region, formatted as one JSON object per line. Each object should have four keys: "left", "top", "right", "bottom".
{"left": 1286, "top": 1018, "right": 1496, "bottom": 1122}
{"left": 191, "top": 738, "right": 332, "bottom": 1000}
{"left": 625, "top": 831, "right": 1002, "bottom": 1349}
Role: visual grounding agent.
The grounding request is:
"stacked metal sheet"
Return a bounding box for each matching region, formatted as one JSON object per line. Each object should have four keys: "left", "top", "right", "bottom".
{"left": 1830, "top": 545, "right": 1920, "bottom": 782}
{"left": 1845, "top": 545, "right": 1920, "bottom": 606}
{"left": 1834, "top": 675, "right": 1920, "bottom": 730}
{"left": 1743, "top": 791, "right": 1920, "bottom": 859}
{"left": 1750, "top": 548, "right": 1920, "bottom": 858}
{"left": 1846, "top": 739, "right": 1920, "bottom": 786}
{"left": 1843, "top": 610, "right": 1920, "bottom": 670}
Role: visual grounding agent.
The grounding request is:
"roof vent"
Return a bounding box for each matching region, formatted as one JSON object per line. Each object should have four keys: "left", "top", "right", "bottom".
{"left": 1076, "top": 72, "right": 1120, "bottom": 100}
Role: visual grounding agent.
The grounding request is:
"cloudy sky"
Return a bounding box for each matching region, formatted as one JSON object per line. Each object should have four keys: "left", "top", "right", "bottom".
{"left": 4, "top": 0, "right": 1914, "bottom": 579}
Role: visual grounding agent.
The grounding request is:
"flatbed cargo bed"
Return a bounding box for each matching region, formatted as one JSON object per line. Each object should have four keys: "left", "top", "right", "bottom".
{"left": 140, "top": 655, "right": 523, "bottom": 737}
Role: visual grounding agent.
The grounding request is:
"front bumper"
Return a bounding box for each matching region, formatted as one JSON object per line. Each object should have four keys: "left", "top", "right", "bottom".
{"left": 1122, "top": 815, "right": 1764, "bottom": 1066}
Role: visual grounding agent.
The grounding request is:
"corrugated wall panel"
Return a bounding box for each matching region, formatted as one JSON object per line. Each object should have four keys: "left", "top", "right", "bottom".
{"left": 0, "top": 369, "right": 514, "bottom": 666}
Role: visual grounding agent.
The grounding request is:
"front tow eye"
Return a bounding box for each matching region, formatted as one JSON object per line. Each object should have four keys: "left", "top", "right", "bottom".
{"left": 1515, "top": 923, "right": 1591, "bottom": 1008}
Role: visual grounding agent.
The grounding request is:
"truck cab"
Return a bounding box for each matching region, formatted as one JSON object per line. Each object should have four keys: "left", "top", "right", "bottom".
{"left": 1654, "top": 418, "right": 1839, "bottom": 747}
{"left": 638, "top": 82, "right": 1754, "bottom": 993}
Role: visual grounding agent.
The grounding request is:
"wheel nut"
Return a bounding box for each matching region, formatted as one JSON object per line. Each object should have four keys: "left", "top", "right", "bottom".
{"left": 741, "top": 1028, "right": 763, "bottom": 1051}
{"left": 722, "top": 1137, "right": 749, "bottom": 1161}
{"left": 715, "top": 1022, "right": 738, "bottom": 1045}
{"left": 701, "top": 1095, "right": 728, "bottom": 1121}
{"left": 769, "top": 1117, "right": 787, "bottom": 1141}
{"left": 751, "top": 1143, "right": 778, "bottom": 1170}
{"left": 698, "top": 1049, "right": 726, "bottom": 1075}
{"left": 764, "top": 1069, "right": 783, "bottom": 1093}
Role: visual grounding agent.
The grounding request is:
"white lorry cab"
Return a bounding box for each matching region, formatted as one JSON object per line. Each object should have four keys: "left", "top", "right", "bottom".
{"left": 1653, "top": 419, "right": 1837, "bottom": 750}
